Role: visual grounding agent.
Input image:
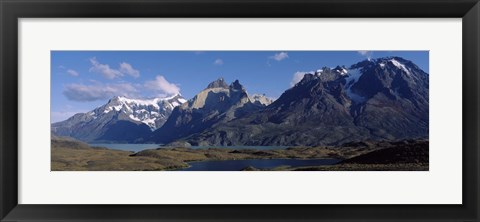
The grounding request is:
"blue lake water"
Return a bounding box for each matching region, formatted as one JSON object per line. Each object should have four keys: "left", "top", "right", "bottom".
{"left": 89, "top": 143, "right": 289, "bottom": 152}
{"left": 180, "top": 158, "right": 341, "bottom": 171}
{"left": 89, "top": 143, "right": 162, "bottom": 152}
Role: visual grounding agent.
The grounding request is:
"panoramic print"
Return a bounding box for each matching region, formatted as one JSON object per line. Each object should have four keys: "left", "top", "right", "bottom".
{"left": 51, "top": 51, "right": 429, "bottom": 171}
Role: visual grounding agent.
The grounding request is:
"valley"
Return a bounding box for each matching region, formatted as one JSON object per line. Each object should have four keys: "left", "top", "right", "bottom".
{"left": 52, "top": 136, "right": 428, "bottom": 171}
{"left": 51, "top": 56, "right": 430, "bottom": 171}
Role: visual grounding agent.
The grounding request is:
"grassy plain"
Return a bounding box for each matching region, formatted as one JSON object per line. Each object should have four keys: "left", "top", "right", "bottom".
{"left": 52, "top": 136, "right": 428, "bottom": 171}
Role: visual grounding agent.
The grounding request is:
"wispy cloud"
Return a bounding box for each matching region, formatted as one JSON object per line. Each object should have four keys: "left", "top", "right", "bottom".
{"left": 290, "top": 71, "right": 313, "bottom": 87}
{"left": 144, "top": 75, "right": 181, "bottom": 96}
{"left": 89, "top": 57, "right": 140, "bottom": 79}
{"left": 119, "top": 62, "right": 140, "bottom": 78}
{"left": 358, "top": 51, "right": 373, "bottom": 60}
{"left": 269, "top": 52, "right": 289, "bottom": 61}
{"left": 89, "top": 57, "right": 123, "bottom": 79}
{"left": 358, "top": 50, "right": 369, "bottom": 56}
{"left": 66, "top": 69, "right": 79, "bottom": 77}
{"left": 63, "top": 82, "right": 138, "bottom": 102}
{"left": 213, "top": 59, "right": 224, "bottom": 66}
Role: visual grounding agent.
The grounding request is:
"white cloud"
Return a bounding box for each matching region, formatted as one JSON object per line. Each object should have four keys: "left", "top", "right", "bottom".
{"left": 66, "top": 69, "right": 79, "bottom": 77}
{"left": 89, "top": 57, "right": 123, "bottom": 79}
{"left": 270, "top": 52, "right": 289, "bottom": 61}
{"left": 89, "top": 57, "right": 140, "bottom": 79}
{"left": 119, "top": 62, "right": 140, "bottom": 78}
{"left": 358, "top": 51, "right": 373, "bottom": 60}
{"left": 214, "top": 59, "right": 224, "bottom": 65}
{"left": 144, "top": 75, "right": 181, "bottom": 96}
{"left": 63, "top": 74, "right": 180, "bottom": 101}
{"left": 63, "top": 82, "right": 138, "bottom": 102}
{"left": 290, "top": 71, "right": 313, "bottom": 87}
{"left": 358, "top": 51, "right": 369, "bottom": 56}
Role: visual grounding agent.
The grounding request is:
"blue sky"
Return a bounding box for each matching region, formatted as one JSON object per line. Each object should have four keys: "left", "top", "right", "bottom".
{"left": 51, "top": 50, "right": 429, "bottom": 123}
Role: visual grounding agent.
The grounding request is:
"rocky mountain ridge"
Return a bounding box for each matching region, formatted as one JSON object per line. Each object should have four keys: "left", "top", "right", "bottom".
{"left": 52, "top": 56, "right": 429, "bottom": 146}
{"left": 149, "top": 78, "right": 270, "bottom": 144}
{"left": 52, "top": 94, "right": 187, "bottom": 142}
{"left": 164, "top": 56, "right": 429, "bottom": 146}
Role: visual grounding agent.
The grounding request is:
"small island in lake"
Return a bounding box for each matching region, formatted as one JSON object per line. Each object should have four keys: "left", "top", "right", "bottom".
{"left": 51, "top": 51, "right": 429, "bottom": 171}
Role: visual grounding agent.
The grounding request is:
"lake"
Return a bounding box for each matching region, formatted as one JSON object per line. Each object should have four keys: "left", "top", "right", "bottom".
{"left": 89, "top": 143, "right": 162, "bottom": 152}
{"left": 180, "top": 158, "right": 341, "bottom": 171}
{"left": 89, "top": 143, "right": 290, "bottom": 152}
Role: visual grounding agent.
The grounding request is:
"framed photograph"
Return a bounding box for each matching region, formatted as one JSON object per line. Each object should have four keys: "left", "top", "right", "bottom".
{"left": 1, "top": 0, "right": 479, "bottom": 221}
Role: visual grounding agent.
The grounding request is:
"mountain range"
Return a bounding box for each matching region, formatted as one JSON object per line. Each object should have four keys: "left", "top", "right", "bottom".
{"left": 52, "top": 94, "right": 187, "bottom": 143}
{"left": 52, "top": 56, "right": 428, "bottom": 146}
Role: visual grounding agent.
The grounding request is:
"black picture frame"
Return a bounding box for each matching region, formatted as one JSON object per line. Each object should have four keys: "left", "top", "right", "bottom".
{"left": 1, "top": 0, "right": 479, "bottom": 221}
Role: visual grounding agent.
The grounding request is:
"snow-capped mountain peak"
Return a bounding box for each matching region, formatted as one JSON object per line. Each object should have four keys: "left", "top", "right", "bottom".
{"left": 92, "top": 94, "right": 187, "bottom": 130}
{"left": 293, "top": 56, "right": 427, "bottom": 104}
{"left": 249, "top": 94, "right": 274, "bottom": 106}
{"left": 343, "top": 68, "right": 366, "bottom": 103}
{"left": 389, "top": 58, "right": 412, "bottom": 75}
{"left": 333, "top": 65, "right": 349, "bottom": 75}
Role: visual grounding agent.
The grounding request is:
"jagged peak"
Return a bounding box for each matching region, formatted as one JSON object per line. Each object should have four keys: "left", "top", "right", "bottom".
{"left": 348, "top": 56, "right": 428, "bottom": 76}
{"left": 162, "top": 93, "right": 184, "bottom": 101}
{"left": 206, "top": 77, "right": 229, "bottom": 89}
{"left": 382, "top": 57, "right": 424, "bottom": 73}
{"left": 107, "top": 95, "right": 123, "bottom": 104}
{"left": 229, "top": 79, "right": 245, "bottom": 91}
{"left": 249, "top": 93, "right": 274, "bottom": 106}
{"left": 350, "top": 59, "right": 375, "bottom": 69}
{"left": 298, "top": 73, "right": 317, "bottom": 84}
{"left": 332, "top": 65, "right": 348, "bottom": 75}
{"left": 108, "top": 94, "right": 184, "bottom": 104}
{"left": 350, "top": 56, "right": 414, "bottom": 68}
{"left": 376, "top": 56, "right": 409, "bottom": 63}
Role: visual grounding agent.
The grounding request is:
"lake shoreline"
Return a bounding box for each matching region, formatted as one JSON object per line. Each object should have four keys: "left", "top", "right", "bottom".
{"left": 175, "top": 158, "right": 342, "bottom": 171}
{"left": 88, "top": 143, "right": 292, "bottom": 153}
{"left": 52, "top": 137, "right": 428, "bottom": 171}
